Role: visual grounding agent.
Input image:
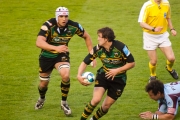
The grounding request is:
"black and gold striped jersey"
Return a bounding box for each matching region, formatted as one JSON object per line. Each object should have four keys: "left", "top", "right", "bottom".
{"left": 37, "top": 18, "right": 85, "bottom": 58}
{"left": 84, "top": 40, "right": 135, "bottom": 76}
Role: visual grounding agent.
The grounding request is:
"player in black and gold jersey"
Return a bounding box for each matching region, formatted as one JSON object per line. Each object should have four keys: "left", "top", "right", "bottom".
{"left": 34, "top": 6, "right": 96, "bottom": 116}
{"left": 77, "top": 27, "right": 135, "bottom": 120}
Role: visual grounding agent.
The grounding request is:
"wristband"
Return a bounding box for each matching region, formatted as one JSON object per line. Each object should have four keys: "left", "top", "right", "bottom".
{"left": 152, "top": 27, "right": 155, "bottom": 32}
{"left": 170, "top": 28, "right": 175, "bottom": 31}
{"left": 152, "top": 114, "right": 158, "bottom": 120}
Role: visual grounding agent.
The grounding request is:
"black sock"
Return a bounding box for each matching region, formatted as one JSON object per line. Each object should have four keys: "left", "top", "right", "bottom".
{"left": 38, "top": 86, "right": 48, "bottom": 99}
{"left": 80, "top": 101, "right": 96, "bottom": 120}
{"left": 61, "top": 80, "right": 70, "bottom": 101}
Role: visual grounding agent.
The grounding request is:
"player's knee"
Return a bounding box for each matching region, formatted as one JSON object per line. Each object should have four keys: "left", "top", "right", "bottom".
{"left": 58, "top": 64, "right": 70, "bottom": 80}
{"left": 168, "top": 57, "right": 175, "bottom": 62}
{"left": 39, "top": 75, "right": 50, "bottom": 87}
{"left": 150, "top": 61, "right": 157, "bottom": 66}
{"left": 91, "top": 99, "right": 101, "bottom": 106}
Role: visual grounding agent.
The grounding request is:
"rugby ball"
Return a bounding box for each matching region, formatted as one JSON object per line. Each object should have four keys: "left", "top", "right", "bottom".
{"left": 82, "top": 72, "right": 95, "bottom": 84}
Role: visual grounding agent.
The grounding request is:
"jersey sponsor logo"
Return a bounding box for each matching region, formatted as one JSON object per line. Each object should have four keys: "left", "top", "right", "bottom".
{"left": 78, "top": 24, "right": 83, "bottom": 31}
{"left": 52, "top": 37, "right": 70, "bottom": 43}
{"left": 102, "top": 58, "right": 123, "bottom": 65}
{"left": 123, "top": 46, "right": 130, "bottom": 56}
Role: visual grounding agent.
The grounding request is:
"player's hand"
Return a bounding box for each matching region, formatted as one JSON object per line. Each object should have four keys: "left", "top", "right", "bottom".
{"left": 171, "top": 29, "right": 177, "bottom": 36}
{"left": 105, "top": 68, "right": 119, "bottom": 80}
{"left": 77, "top": 75, "right": 91, "bottom": 86}
{"left": 139, "top": 111, "right": 153, "bottom": 120}
{"left": 55, "top": 45, "right": 69, "bottom": 53}
{"left": 155, "top": 27, "right": 163, "bottom": 32}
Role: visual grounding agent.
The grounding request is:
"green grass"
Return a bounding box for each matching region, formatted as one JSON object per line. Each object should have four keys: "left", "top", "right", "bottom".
{"left": 0, "top": 0, "right": 180, "bottom": 120}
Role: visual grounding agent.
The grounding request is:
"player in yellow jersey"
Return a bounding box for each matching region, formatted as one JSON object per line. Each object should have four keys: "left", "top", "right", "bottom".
{"left": 138, "top": 0, "right": 178, "bottom": 82}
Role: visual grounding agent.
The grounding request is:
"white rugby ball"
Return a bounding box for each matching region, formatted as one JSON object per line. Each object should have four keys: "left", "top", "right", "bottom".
{"left": 82, "top": 72, "right": 95, "bottom": 84}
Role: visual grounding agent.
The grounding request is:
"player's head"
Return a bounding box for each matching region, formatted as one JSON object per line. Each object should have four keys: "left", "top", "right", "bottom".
{"left": 97, "top": 27, "right": 115, "bottom": 42}
{"left": 55, "top": 6, "right": 69, "bottom": 27}
{"left": 145, "top": 80, "right": 164, "bottom": 101}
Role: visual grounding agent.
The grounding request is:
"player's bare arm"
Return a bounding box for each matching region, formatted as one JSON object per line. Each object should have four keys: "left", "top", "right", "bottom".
{"left": 77, "top": 62, "right": 91, "bottom": 86}
{"left": 36, "top": 36, "right": 68, "bottom": 53}
{"left": 167, "top": 18, "right": 177, "bottom": 36}
{"left": 139, "top": 22, "right": 163, "bottom": 32}
{"left": 140, "top": 111, "right": 175, "bottom": 120}
{"left": 82, "top": 31, "right": 97, "bottom": 67}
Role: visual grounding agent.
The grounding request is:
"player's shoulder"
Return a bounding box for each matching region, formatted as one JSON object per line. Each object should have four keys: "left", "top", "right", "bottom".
{"left": 113, "top": 40, "right": 125, "bottom": 48}
{"left": 41, "top": 18, "right": 56, "bottom": 31}
{"left": 46, "top": 18, "right": 56, "bottom": 26}
{"left": 91, "top": 44, "right": 102, "bottom": 54}
{"left": 67, "top": 19, "right": 84, "bottom": 32}
{"left": 67, "top": 19, "right": 79, "bottom": 27}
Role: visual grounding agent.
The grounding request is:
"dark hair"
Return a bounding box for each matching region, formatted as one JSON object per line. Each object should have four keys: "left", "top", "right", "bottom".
{"left": 145, "top": 80, "right": 164, "bottom": 95}
{"left": 97, "top": 27, "right": 115, "bottom": 42}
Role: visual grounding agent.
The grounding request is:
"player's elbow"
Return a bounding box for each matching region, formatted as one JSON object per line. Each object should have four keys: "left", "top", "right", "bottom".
{"left": 131, "top": 62, "right": 135, "bottom": 68}
{"left": 36, "top": 36, "right": 46, "bottom": 48}
{"left": 139, "top": 22, "right": 144, "bottom": 28}
{"left": 36, "top": 40, "right": 41, "bottom": 48}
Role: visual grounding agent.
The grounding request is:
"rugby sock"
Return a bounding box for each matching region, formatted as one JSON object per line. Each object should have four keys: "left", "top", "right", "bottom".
{"left": 80, "top": 101, "right": 96, "bottom": 120}
{"left": 91, "top": 107, "right": 108, "bottom": 120}
{"left": 61, "top": 79, "right": 70, "bottom": 101}
{"left": 38, "top": 86, "right": 48, "bottom": 99}
{"left": 149, "top": 62, "right": 156, "bottom": 76}
{"left": 166, "top": 60, "right": 174, "bottom": 71}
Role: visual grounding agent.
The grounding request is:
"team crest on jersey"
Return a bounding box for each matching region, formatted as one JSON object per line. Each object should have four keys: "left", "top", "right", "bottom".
{"left": 114, "top": 51, "right": 120, "bottom": 58}
{"left": 66, "top": 30, "right": 72, "bottom": 36}
{"left": 164, "top": 13, "right": 167, "bottom": 18}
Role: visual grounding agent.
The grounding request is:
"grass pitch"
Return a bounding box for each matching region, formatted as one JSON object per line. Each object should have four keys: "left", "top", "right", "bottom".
{"left": 0, "top": 0, "right": 180, "bottom": 120}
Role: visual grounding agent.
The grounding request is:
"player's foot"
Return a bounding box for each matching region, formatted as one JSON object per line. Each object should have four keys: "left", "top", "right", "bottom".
{"left": 149, "top": 76, "right": 157, "bottom": 82}
{"left": 166, "top": 67, "right": 179, "bottom": 80}
{"left": 61, "top": 100, "right": 71, "bottom": 116}
{"left": 35, "top": 97, "right": 45, "bottom": 110}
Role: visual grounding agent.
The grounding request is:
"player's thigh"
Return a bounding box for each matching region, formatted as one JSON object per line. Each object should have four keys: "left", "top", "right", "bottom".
{"left": 107, "top": 78, "right": 126, "bottom": 100}
{"left": 101, "top": 96, "right": 116, "bottom": 109}
{"left": 91, "top": 87, "right": 106, "bottom": 105}
{"left": 160, "top": 46, "right": 175, "bottom": 61}
{"left": 147, "top": 50, "right": 157, "bottom": 64}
